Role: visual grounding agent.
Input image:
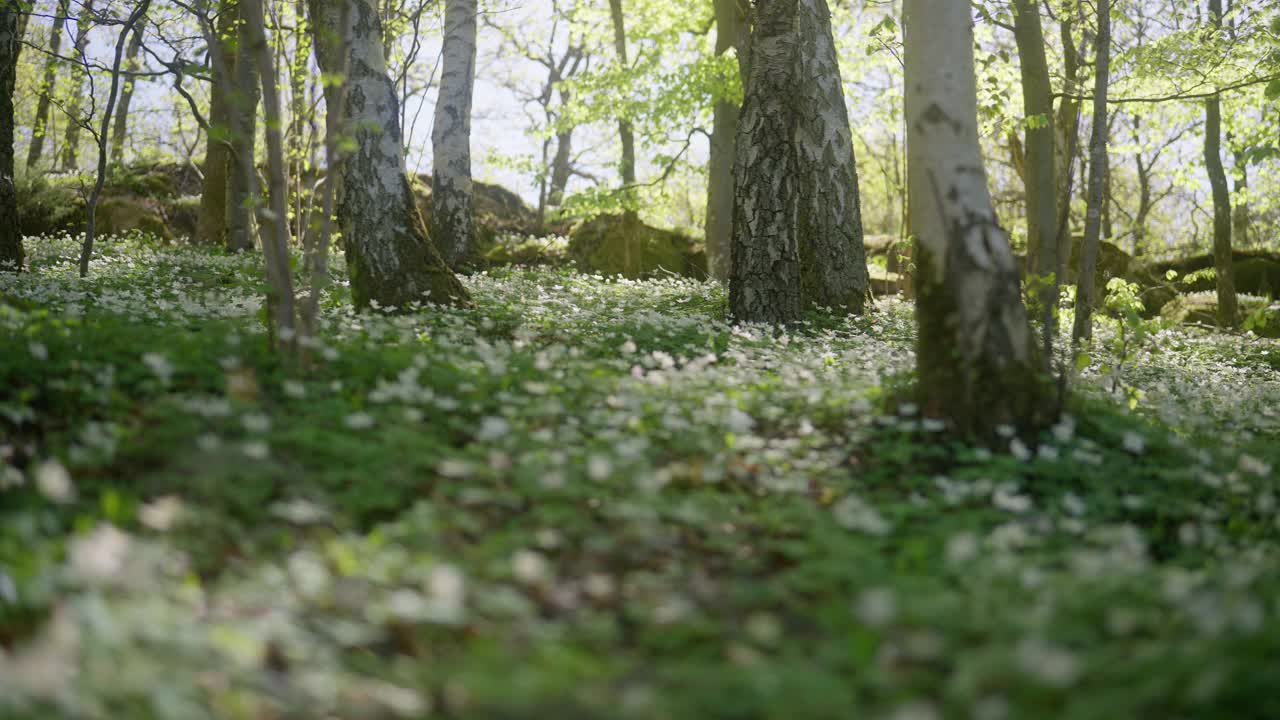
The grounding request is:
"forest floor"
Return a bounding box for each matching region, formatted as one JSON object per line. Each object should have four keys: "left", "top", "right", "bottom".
{"left": 2, "top": 235, "right": 1280, "bottom": 719}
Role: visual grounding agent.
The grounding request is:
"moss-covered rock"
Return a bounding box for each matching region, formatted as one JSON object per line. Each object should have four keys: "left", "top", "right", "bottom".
{"left": 96, "top": 196, "right": 172, "bottom": 241}
{"left": 1160, "top": 291, "right": 1279, "bottom": 337}
{"left": 412, "top": 174, "right": 547, "bottom": 265}
{"left": 568, "top": 215, "right": 707, "bottom": 279}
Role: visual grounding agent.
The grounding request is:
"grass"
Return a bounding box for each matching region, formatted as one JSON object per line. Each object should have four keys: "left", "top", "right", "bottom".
{"left": 1, "top": 233, "right": 1279, "bottom": 719}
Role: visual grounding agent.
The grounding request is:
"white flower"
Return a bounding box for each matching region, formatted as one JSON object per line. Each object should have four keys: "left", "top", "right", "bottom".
{"left": 1238, "top": 454, "right": 1271, "bottom": 477}
{"left": 945, "top": 532, "right": 980, "bottom": 565}
{"left": 139, "top": 496, "right": 183, "bottom": 531}
{"left": 1122, "top": 431, "right": 1145, "bottom": 455}
{"left": 855, "top": 587, "right": 896, "bottom": 627}
{"left": 476, "top": 416, "right": 510, "bottom": 442}
{"left": 241, "top": 413, "right": 271, "bottom": 433}
{"left": 620, "top": 339, "right": 637, "bottom": 354}
{"left": 28, "top": 342, "right": 48, "bottom": 361}
{"left": 993, "top": 486, "right": 1032, "bottom": 514}
{"left": 587, "top": 454, "right": 612, "bottom": 480}
{"left": 141, "top": 352, "right": 174, "bottom": 383}
{"left": 1009, "top": 438, "right": 1032, "bottom": 461}
{"left": 33, "top": 460, "right": 75, "bottom": 503}
{"left": 242, "top": 440, "right": 270, "bottom": 460}
{"left": 512, "top": 549, "right": 549, "bottom": 585}
{"left": 344, "top": 412, "right": 375, "bottom": 430}
{"left": 832, "top": 494, "right": 890, "bottom": 535}
{"left": 1016, "top": 637, "right": 1080, "bottom": 687}
{"left": 67, "top": 524, "right": 131, "bottom": 585}
{"left": 283, "top": 379, "right": 307, "bottom": 399}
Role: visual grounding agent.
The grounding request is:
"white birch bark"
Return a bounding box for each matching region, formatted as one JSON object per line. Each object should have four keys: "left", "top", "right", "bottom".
{"left": 310, "top": 0, "right": 467, "bottom": 309}
{"left": 904, "top": 0, "right": 1042, "bottom": 436}
{"left": 431, "top": 0, "right": 477, "bottom": 269}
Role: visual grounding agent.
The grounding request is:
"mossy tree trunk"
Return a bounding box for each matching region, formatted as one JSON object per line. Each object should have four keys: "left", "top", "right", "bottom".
{"left": 197, "top": 1, "right": 235, "bottom": 246}
{"left": 904, "top": 0, "right": 1042, "bottom": 437}
{"left": 310, "top": 0, "right": 468, "bottom": 310}
{"left": 1071, "top": 0, "right": 1110, "bottom": 342}
{"left": 729, "top": 0, "right": 802, "bottom": 324}
{"left": 26, "top": 0, "right": 67, "bottom": 173}
{"left": 705, "top": 0, "right": 746, "bottom": 283}
{"left": 430, "top": 0, "right": 477, "bottom": 269}
{"left": 1204, "top": 0, "right": 1236, "bottom": 327}
{"left": 0, "top": 0, "right": 21, "bottom": 271}
{"left": 226, "top": 0, "right": 260, "bottom": 253}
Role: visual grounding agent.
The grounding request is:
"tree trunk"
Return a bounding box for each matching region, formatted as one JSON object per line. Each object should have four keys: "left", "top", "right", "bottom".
{"left": 430, "top": 0, "right": 477, "bottom": 269}
{"left": 226, "top": 0, "right": 260, "bottom": 253}
{"left": 1012, "top": 0, "right": 1058, "bottom": 283}
{"left": 904, "top": 0, "right": 1042, "bottom": 437}
{"left": 1054, "top": 16, "right": 1084, "bottom": 280}
{"left": 607, "top": 0, "right": 638, "bottom": 275}
{"left": 309, "top": 0, "right": 468, "bottom": 309}
{"left": 547, "top": 128, "right": 572, "bottom": 207}
{"left": 77, "top": 0, "right": 151, "bottom": 278}
{"left": 729, "top": 0, "right": 803, "bottom": 324}
{"left": 110, "top": 15, "right": 147, "bottom": 165}
{"left": 1204, "top": 0, "right": 1236, "bottom": 327}
{"left": 1232, "top": 148, "right": 1250, "bottom": 247}
{"left": 0, "top": 0, "right": 22, "bottom": 271}
{"left": 243, "top": 0, "right": 297, "bottom": 346}
{"left": 1071, "top": 0, "right": 1110, "bottom": 342}
{"left": 26, "top": 0, "right": 67, "bottom": 172}
{"left": 60, "top": 0, "right": 95, "bottom": 171}
{"left": 705, "top": 0, "right": 746, "bottom": 282}
{"left": 289, "top": 0, "right": 309, "bottom": 245}
{"left": 793, "top": 0, "right": 868, "bottom": 313}
{"left": 196, "top": 1, "right": 235, "bottom": 246}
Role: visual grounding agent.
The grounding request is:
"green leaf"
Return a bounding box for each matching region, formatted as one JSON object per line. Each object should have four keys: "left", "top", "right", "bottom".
{"left": 1075, "top": 352, "right": 1092, "bottom": 371}
{"left": 1266, "top": 79, "right": 1280, "bottom": 100}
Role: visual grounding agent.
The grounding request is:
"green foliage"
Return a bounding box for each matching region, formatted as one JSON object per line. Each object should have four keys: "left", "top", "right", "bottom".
{"left": 2, "top": 236, "right": 1280, "bottom": 718}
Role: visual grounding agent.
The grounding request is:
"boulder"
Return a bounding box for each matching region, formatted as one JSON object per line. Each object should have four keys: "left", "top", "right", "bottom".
{"left": 411, "top": 174, "right": 547, "bottom": 265}
{"left": 568, "top": 215, "right": 707, "bottom": 279}
{"left": 1161, "top": 291, "right": 1280, "bottom": 337}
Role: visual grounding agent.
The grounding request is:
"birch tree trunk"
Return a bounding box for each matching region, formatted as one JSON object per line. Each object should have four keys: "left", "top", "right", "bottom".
{"left": 110, "top": 15, "right": 147, "bottom": 164}
{"left": 607, "top": 0, "right": 638, "bottom": 275}
{"left": 310, "top": 0, "right": 468, "bottom": 310}
{"left": 196, "top": 0, "right": 235, "bottom": 246}
{"left": 705, "top": 0, "right": 746, "bottom": 283}
{"left": 60, "top": 0, "right": 95, "bottom": 171}
{"left": 729, "top": 0, "right": 802, "bottom": 324}
{"left": 793, "top": 0, "right": 868, "bottom": 314}
{"left": 1012, "top": 0, "right": 1057, "bottom": 283}
{"left": 430, "top": 0, "right": 477, "bottom": 269}
{"left": 729, "top": 0, "right": 867, "bottom": 322}
{"left": 1204, "top": 0, "right": 1236, "bottom": 327}
{"left": 226, "top": 0, "right": 260, "bottom": 253}
{"left": 904, "top": 0, "right": 1042, "bottom": 437}
{"left": 0, "top": 0, "right": 21, "bottom": 271}
{"left": 1071, "top": 0, "right": 1110, "bottom": 342}
{"left": 26, "top": 0, "right": 67, "bottom": 172}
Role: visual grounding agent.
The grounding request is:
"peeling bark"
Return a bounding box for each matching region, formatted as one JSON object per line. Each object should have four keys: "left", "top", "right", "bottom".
{"left": 905, "top": 0, "right": 1042, "bottom": 437}
{"left": 431, "top": 0, "right": 477, "bottom": 269}
{"left": 310, "top": 0, "right": 468, "bottom": 310}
